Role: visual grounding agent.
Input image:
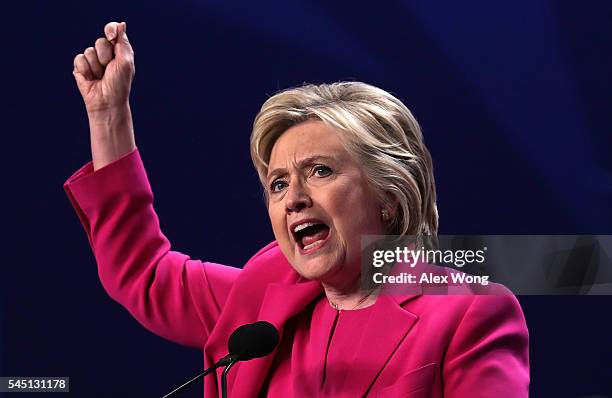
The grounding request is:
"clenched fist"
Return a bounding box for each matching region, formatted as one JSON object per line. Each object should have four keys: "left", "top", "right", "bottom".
{"left": 73, "top": 21, "right": 136, "bottom": 171}
{"left": 73, "top": 21, "right": 135, "bottom": 113}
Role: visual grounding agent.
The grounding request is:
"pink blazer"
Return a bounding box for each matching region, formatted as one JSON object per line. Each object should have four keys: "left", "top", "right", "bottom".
{"left": 64, "top": 147, "right": 529, "bottom": 397}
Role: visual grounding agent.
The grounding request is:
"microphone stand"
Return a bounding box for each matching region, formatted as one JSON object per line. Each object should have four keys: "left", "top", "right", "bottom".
{"left": 161, "top": 367, "right": 214, "bottom": 398}
{"left": 221, "top": 359, "right": 238, "bottom": 398}
{"left": 161, "top": 355, "right": 235, "bottom": 398}
{"left": 161, "top": 320, "right": 278, "bottom": 397}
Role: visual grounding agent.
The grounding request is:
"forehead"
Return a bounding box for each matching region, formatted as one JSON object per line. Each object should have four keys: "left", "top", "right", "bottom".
{"left": 268, "top": 120, "right": 348, "bottom": 166}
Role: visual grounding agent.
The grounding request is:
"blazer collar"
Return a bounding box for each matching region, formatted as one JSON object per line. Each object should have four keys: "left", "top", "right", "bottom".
{"left": 229, "top": 242, "right": 427, "bottom": 397}
{"left": 329, "top": 293, "right": 420, "bottom": 397}
{"left": 231, "top": 280, "right": 423, "bottom": 397}
{"left": 230, "top": 278, "right": 323, "bottom": 396}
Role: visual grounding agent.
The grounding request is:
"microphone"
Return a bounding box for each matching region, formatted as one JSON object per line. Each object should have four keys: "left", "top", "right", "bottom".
{"left": 161, "top": 321, "right": 279, "bottom": 398}
{"left": 227, "top": 321, "right": 280, "bottom": 361}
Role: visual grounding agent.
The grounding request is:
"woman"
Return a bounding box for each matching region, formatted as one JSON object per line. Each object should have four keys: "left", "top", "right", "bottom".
{"left": 66, "top": 22, "right": 529, "bottom": 397}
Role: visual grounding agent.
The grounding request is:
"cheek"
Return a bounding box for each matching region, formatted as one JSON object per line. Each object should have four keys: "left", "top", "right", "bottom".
{"left": 332, "top": 188, "right": 381, "bottom": 237}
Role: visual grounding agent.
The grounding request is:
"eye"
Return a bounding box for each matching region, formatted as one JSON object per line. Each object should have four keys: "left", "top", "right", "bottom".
{"left": 312, "top": 165, "right": 332, "bottom": 178}
{"left": 270, "top": 179, "right": 288, "bottom": 193}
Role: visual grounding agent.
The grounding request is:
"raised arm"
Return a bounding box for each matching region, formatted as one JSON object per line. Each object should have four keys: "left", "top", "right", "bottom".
{"left": 73, "top": 21, "right": 135, "bottom": 170}
{"left": 68, "top": 22, "right": 240, "bottom": 348}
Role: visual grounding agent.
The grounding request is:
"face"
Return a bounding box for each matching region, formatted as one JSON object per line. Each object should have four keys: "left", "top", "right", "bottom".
{"left": 266, "top": 120, "right": 384, "bottom": 288}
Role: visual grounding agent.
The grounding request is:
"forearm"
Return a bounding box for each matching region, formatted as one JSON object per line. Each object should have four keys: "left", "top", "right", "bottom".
{"left": 88, "top": 103, "right": 136, "bottom": 171}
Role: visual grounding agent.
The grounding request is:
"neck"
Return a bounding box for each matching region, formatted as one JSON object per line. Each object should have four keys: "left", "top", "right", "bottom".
{"left": 322, "top": 279, "right": 379, "bottom": 310}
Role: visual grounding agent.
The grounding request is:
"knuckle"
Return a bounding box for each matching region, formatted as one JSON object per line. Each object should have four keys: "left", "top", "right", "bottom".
{"left": 105, "top": 22, "right": 119, "bottom": 35}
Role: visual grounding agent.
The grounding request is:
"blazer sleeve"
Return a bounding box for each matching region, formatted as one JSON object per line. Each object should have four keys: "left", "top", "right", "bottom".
{"left": 442, "top": 292, "right": 530, "bottom": 397}
{"left": 63, "top": 147, "right": 240, "bottom": 349}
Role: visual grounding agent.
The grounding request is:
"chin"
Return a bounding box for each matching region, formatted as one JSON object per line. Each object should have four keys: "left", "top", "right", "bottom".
{"left": 279, "top": 237, "right": 347, "bottom": 280}
{"left": 291, "top": 259, "right": 333, "bottom": 281}
{"left": 296, "top": 250, "right": 347, "bottom": 281}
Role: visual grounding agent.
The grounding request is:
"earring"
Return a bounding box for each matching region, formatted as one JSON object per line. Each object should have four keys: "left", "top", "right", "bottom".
{"left": 381, "top": 209, "right": 389, "bottom": 221}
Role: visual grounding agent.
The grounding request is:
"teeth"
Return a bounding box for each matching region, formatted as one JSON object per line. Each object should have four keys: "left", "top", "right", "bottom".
{"left": 303, "top": 240, "right": 324, "bottom": 250}
{"left": 294, "top": 222, "right": 318, "bottom": 233}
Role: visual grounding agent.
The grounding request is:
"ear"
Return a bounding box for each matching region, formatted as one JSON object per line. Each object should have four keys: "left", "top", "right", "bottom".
{"left": 381, "top": 191, "right": 400, "bottom": 219}
{"left": 379, "top": 193, "right": 400, "bottom": 229}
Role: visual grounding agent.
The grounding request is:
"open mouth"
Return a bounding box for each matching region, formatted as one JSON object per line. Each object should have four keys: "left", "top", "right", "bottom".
{"left": 292, "top": 221, "right": 330, "bottom": 252}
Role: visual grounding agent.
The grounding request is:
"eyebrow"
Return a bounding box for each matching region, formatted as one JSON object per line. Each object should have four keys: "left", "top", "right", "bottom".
{"left": 267, "top": 155, "right": 337, "bottom": 182}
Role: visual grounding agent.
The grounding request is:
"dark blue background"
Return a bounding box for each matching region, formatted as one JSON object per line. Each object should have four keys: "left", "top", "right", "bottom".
{"left": 1, "top": 1, "right": 611, "bottom": 396}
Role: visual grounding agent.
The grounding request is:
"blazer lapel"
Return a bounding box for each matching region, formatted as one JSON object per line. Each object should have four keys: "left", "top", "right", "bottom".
{"left": 230, "top": 279, "right": 323, "bottom": 396}
{"left": 325, "top": 290, "right": 422, "bottom": 397}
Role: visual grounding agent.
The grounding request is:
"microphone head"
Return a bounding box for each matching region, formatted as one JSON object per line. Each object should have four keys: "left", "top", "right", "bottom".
{"left": 228, "top": 321, "right": 279, "bottom": 361}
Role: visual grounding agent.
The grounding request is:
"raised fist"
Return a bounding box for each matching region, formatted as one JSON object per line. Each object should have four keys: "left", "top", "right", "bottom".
{"left": 73, "top": 22, "right": 135, "bottom": 113}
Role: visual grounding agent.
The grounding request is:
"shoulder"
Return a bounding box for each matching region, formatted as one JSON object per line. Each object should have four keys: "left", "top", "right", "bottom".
{"left": 238, "top": 241, "right": 300, "bottom": 285}
{"left": 397, "top": 261, "right": 526, "bottom": 329}
{"left": 246, "top": 240, "right": 283, "bottom": 262}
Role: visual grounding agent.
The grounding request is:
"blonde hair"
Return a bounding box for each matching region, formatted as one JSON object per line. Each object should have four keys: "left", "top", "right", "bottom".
{"left": 250, "top": 81, "right": 438, "bottom": 236}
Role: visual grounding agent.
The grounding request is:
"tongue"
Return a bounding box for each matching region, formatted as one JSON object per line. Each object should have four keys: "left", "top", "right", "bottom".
{"left": 301, "top": 227, "right": 329, "bottom": 247}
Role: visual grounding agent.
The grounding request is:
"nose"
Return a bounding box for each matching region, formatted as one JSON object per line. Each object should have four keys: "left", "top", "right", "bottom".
{"left": 285, "top": 180, "right": 312, "bottom": 213}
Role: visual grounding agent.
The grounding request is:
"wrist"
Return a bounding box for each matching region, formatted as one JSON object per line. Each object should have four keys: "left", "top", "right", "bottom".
{"left": 87, "top": 103, "right": 136, "bottom": 171}
{"left": 87, "top": 103, "right": 132, "bottom": 126}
